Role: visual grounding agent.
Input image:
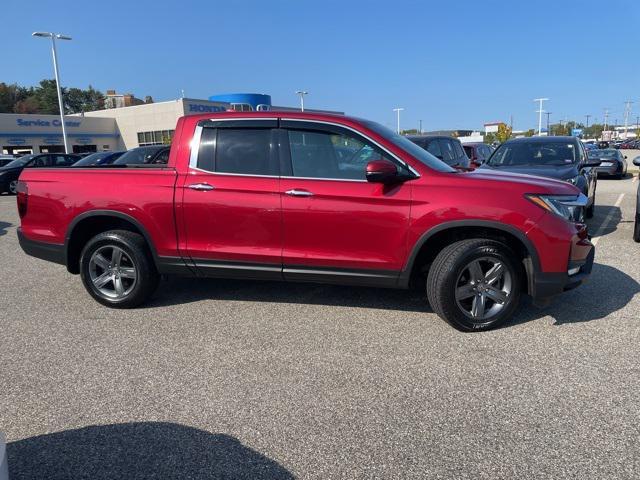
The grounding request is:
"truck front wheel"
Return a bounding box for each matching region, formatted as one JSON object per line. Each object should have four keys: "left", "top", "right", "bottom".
{"left": 79, "top": 230, "right": 159, "bottom": 308}
{"left": 427, "top": 239, "right": 522, "bottom": 331}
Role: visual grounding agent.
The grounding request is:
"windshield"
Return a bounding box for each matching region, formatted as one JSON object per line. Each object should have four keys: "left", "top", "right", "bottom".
{"left": 113, "top": 146, "right": 165, "bottom": 165}
{"left": 72, "top": 151, "right": 124, "bottom": 166}
{"left": 588, "top": 149, "right": 617, "bottom": 158}
{"left": 358, "top": 119, "right": 455, "bottom": 173}
{"left": 2, "top": 156, "right": 33, "bottom": 169}
{"left": 487, "top": 141, "right": 577, "bottom": 167}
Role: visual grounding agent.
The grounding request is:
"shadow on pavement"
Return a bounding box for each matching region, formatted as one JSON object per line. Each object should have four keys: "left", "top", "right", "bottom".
{"left": 586, "top": 205, "right": 622, "bottom": 238}
{"left": 513, "top": 263, "right": 640, "bottom": 326}
{"left": 7, "top": 422, "right": 293, "bottom": 480}
{"left": 150, "top": 276, "right": 430, "bottom": 313}
{"left": 0, "top": 221, "right": 11, "bottom": 237}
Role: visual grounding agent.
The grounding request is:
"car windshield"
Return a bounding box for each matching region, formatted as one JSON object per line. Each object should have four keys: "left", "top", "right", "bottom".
{"left": 2, "top": 156, "right": 33, "bottom": 169}
{"left": 358, "top": 119, "right": 455, "bottom": 172}
{"left": 113, "top": 146, "right": 165, "bottom": 165}
{"left": 486, "top": 141, "right": 577, "bottom": 167}
{"left": 72, "top": 151, "right": 124, "bottom": 166}
{"left": 588, "top": 149, "right": 617, "bottom": 158}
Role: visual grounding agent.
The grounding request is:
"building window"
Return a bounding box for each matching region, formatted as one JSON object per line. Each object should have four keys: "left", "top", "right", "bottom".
{"left": 230, "top": 103, "right": 253, "bottom": 112}
{"left": 137, "top": 130, "right": 175, "bottom": 146}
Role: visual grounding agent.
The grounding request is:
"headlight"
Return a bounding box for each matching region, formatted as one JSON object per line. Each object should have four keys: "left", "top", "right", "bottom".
{"left": 526, "top": 194, "right": 588, "bottom": 222}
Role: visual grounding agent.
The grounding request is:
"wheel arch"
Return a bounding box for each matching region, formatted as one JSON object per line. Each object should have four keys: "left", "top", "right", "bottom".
{"left": 400, "top": 220, "right": 540, "bottom": 295}
{"left": 65, "top": 210, "right": 158, "bottom": 274}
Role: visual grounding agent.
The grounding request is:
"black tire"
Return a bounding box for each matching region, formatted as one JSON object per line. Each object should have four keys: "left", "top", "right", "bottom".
{"left": 634, "top": 213, "right": 640, "bottom": 243}
{"left": 79, "top": 230, "right": 159, "bottom": 308}
{"left": 8, "top": 180, "right": 18, "bottom": 195}
{"left": 427, "top": 239, "right": 522, "bottom": 332}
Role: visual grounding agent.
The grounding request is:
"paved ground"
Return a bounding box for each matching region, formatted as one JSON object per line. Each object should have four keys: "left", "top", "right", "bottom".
{"left": 1, "top": 176, "right": 639, "bottom": 479}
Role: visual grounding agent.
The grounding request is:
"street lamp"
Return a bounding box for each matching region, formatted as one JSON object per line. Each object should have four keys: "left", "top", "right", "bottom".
{"left": 533, "top": 98, "right": 548, "bottom": 136}
{"left": 393, "top": 108, "right": 404, "bottom": 134}
{"left": 295, "top": 90, "right": 308, "bottom": 112}
{"left": 33, "top": 31, "right": 72, "bottom": 153}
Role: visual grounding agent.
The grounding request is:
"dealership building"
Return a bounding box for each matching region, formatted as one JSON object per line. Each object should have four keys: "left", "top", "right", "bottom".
{"left": 1, "top": 93, "right": 341, "bottom": 155}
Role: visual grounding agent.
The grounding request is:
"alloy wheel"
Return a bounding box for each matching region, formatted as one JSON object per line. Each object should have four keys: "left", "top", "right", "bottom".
{"left": 88, "top": 245, "right": 137, "bottom": 299}
{"left": 455, "top": 257, "right": 512, "bottom": 321}
{"left": 9, "top": 180, "right": 18, "bottom": 194}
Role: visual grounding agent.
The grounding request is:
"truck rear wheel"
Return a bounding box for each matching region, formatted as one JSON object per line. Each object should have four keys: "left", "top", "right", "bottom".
{"left": 426, "top": 239, "right": 522, "bottom": 331}
{"left": 79, "top": 230, "right": 159, "bottom": 308}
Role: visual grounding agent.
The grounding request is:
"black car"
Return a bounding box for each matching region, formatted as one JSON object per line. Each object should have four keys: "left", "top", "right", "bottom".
{"left": 587, "top": 149, "right": 628, "bottom": 178}
{"left": 481, "top": 136, "right": 600, "bottom": 218}
{"left": 0, "top": 155, "right": 16, "bottom": 167}
{"left": 0, "top": 153, "right": 80, "bottom": 194}
{"left": 113, "top": 145, "right": 170, "bottom": 165}
{"left": 72, "top": 151, "right": 125, "bottom": 167}
{"left": 406, "top": 135, "right": 471, "bottom": 170}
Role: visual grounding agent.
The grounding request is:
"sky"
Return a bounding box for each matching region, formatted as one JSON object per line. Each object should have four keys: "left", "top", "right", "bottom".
{"left": 1, "top": 0, "right": 638, "bottom": 132}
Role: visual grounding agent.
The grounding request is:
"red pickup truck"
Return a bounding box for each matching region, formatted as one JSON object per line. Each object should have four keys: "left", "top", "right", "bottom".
{"left": 17, "top": 112, "right": 594, "bottom": 331}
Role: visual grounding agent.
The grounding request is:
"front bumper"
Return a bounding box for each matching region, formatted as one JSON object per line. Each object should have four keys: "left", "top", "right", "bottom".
{"left": 18, "top": 228, "right": 66, "bottom": 266}
{"left": 531, "top": 226, "right": 596, "bottom": 300}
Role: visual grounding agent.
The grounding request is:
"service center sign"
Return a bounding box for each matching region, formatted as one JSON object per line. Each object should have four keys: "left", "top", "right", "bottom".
{"left": 16, "top": 118, "right": 81, "bottom": 128}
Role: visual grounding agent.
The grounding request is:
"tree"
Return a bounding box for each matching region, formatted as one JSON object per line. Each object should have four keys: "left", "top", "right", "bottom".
{"left": 13, "top": 96, "right": 40, "bottom": 113}
{"left": 496, "top": 123, "right": 512, "bottom": 143}
{"left": 484, "top": 132, "right": 497, "bottom": 144}
{"left": 524, "top": 129, "right": 535, "bottom": 137}
{"left": 401, "top": 129, "right": 419, "bottom": 135}
{"left": 65, "top": 85, "right": 104, "bottom": 114}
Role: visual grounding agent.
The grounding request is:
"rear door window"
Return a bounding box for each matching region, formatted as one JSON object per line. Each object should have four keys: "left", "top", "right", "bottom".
{"left": 197, "top": 128, "right": 277, "bottom": 176}
{"left": 453, "top": 140, "right": 466, "bottom": 160}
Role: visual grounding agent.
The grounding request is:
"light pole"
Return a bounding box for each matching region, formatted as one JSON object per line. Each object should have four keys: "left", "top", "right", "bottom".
{"left": 545, "top": 111, "right": 552, "bottom": 136}
{"left": 534, "top": 98, "right": 548, "bottom": 136}
{"left": 295, "top": 91, "right": 308, "bottom": 112}
{"left": 393, "top": 108, "right": 404, "bottom": 134}
{"left": 585, "top": 114, "right": 591, "bottom": 129}
{"left": 33, "top": 31, "right": 72, "bottom": 153}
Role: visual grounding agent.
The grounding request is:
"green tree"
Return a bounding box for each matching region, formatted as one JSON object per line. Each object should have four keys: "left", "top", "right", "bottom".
{"left": 484, "top": 132, "right": 497, "bottom": 144}
{"left": 33, "top": 79, "right": 65, "bottom": 114}
{"left": 65, "top": 85, "right": 104, "bottom": 113}
{"left": 524, "top": 129, "right": 535, "bottom": 137}
{"left": 496, "top": 123, "right": 512, "bottom": 143}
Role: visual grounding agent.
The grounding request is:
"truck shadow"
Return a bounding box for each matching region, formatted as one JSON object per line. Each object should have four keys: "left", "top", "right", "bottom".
{"left": 585, "top": 205, "right": 622, "bottom": 238}
{"left": 152, "top": 277, "right": 430, "bottom": 313}
{"left": 0, "top": 221, "right": 12, "bottom": 237}
{"left": 7, "top": 422, "right": 294, "bottom": 480}
{"left": 151, "top": 263, "right": 637, "bottom": 327}
{"left": 511, "top": 263, "right": 639, "bottom": 326}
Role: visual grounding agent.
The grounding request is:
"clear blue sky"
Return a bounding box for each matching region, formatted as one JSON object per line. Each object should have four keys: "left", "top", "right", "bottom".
{"left": 2, "top": 0, "right": 638, "bottom": 131}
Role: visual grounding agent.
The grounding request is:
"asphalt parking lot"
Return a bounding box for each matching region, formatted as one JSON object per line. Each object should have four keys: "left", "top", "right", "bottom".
{"left": 1, "top": 177, "right": 639, "bottom": 479}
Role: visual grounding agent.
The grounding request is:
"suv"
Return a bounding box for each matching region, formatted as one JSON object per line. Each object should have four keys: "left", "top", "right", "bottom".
{"left": 17, "top": 112, "right": 594, "bottom": 331}
{"left": 406, "top": 135, "right": 471, "bottom": 170}
{"left": 481, "top": 136, "right": 600, "bottom": 219}
{"left": 0, "top": 153, "right": 79, "bottom": 194}
{"left": 462, "top": 143, "right": 494, "bottom": 169}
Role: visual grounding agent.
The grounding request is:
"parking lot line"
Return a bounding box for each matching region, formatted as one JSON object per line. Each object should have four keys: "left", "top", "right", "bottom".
{"left": 591, "top": 193, "right": 625, "bottom": 246}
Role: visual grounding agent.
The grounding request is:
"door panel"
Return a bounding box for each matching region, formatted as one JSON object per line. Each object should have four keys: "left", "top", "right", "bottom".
{"left": 180, "top": 123, "right": 283, "bottom": 276}
{"left": 279, "top": 125, "right": 412, "bottom": 280}
{"left": 281, "top": 178, "right": 411, "bottom": 274}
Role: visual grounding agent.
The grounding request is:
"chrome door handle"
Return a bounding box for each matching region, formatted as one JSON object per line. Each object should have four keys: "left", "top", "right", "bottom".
{"left": 188, "top": 183, "right": 215, "bottom": 191}
{"left": 285, "top": 189, "right": 314, "bottom": 197}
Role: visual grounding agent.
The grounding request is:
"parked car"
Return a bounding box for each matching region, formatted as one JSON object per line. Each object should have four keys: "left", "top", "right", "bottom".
{"left": 113, "top": 145, "right": 170, "bottom": 165}
{"left": 634, "top": 157, "right": 640, "bottom": 242}
{"left": 406, "top": 135, "right": 471, "bottom": 170}
{"left": 462, "top": 143, "right": 494, "bottom": 169}
{"left": 597, "top": 141, "right": 610, "bottom": 149}
{"left": 0, "top": 152, "right": 80, "bottom": 194}
{"left": 0, "top": 155, "right": 16, "bottom": 167}
{"left": 17, "top": 112, "right": 594, "bottom": 332}
{"left": 72, "top": 151, "right": 125, "bottom": 167}
{"left": 481, "top": 136, "right": 600, "bottom": 219}
{"left": 587, "top": 149, "right": 628, "bottom": 178}
{"left": 582, "top": 142, "right": 598, "bottom": 151}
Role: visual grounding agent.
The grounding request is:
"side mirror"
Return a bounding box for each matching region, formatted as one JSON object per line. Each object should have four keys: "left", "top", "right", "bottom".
{"left": 366, "top": 159, "right": 399, "bottom": 184}
{"left": 583, "top": 159, "right": 601, "bottom": 168}
{"left": 633, "top": 156, "right": 640, "bottom": 167}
